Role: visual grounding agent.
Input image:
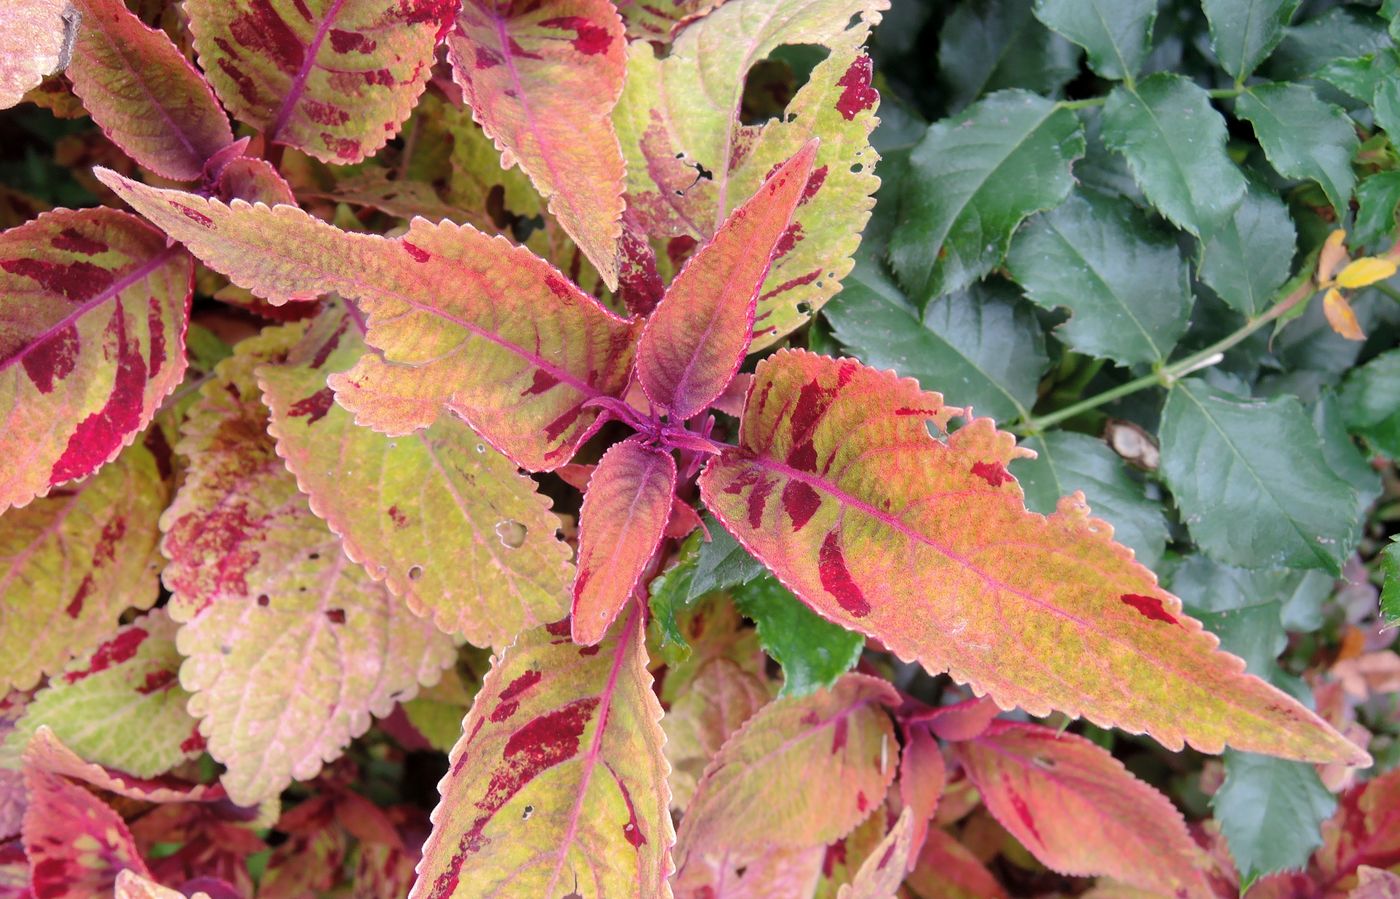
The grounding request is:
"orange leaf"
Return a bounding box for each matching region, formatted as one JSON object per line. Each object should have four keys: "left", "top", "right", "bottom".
{"left": 572, "top": 438, "right": 677, "bottom": 645}
{"left": 698, "top": 349, "right": 1367, "bottom": 765}
{"left": 1324, "top": 287, "right": 1367, "bottom": 341}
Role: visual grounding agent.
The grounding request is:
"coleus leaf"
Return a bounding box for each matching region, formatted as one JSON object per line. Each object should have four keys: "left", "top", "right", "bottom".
{"left": 412, "top": 608, "right": 674, "bottom": 898}
{"left": 676, "top": 674, "right": 898, "bottom": 866}
{"left": 0, "top": 207, "right": 191, "bottom": 512}
{"left": 955, "top": 721, "right": 1209, "bottom": 895}
{"left": 96, "top": 171, "right": 639, "bottom": 472}
{"left": 67, "top": 0, "right": 233, "bottom": 180}
{"left": 673, "top": 844, "right": 824, "bottom": 898}
{"left": 1315, "top": 767, "right": 1400, "bottom": 884}
{"left": 446, "top": 0, "right": 628, "bottom": 288}
{"left": 6, "top": 609, "right": 200, "bottom": 779}
{"left": 836, "top": 808, "right": 916, "bottom": 899}
{"left": 898, "top": 725, "right": 945, "bottom": 866}
{"left": 662, "top": 657, "right": 771, "bottom": 813}
{"left": 0, "top": 0, "right": 71, "bottom": 109}
{"left": 904, "top": 827, "right": 1008, "bottom": 899}
{"left": 637, "top": 141, "right": 815, "bottom": 420}
{"left": 160, "top": 323, "right": 455, "bottom": 805}
{"left": 258, "top": 303, "right": 573, "bottom": 649}
{"left": 114, "top": 870, "right": 215, "bottom": 899}
{"left": 187, "top": 0, "right": 448, "bottom": 163}
{"left": 698, "top": 349, "right": 1368, "bottom": 765}
{"left": 572, "top": 438, "right": 677, "bottom": 646}
{"left": 0, "top": 439, "right": 165, "bottom": 692}
{"left": 19, "top": 726, "right": 224, "bottom": 805}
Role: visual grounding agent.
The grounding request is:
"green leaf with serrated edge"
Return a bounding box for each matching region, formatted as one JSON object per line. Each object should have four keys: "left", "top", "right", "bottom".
{"left": 1159, "top": 379, "right": 1360, "bottom": 573}
{"left": 1375, "top": 67, "right": 1400, "bottom": 136}
{"left": 1197, "top": 178, "right": 1296, "bottom": 317}
{"left": 687, "top": 516, "right": 767, "bottom": 603}
{"left": 0, "top": 207, "right": 191, "bottom": 513}
{"left": 732, "top": 575, "right": 864, "bottom": 698}
{"left": 663, "top": 657, "right": 771, "bottom": 812}
{"left": 1215, "top": 751, "right": 1334, "bottom": 883}
{"left": 1202, "top": 0, "right": 1300, "bottom": 81}
{"left": 66, "top": 0, "right": 232, "bottom": 180}
{"left": 700, "top": 350, "right": 1367, "bottom": 764}
{"left": 1340, "top": 348, "right": 1400, "bottom": 459}
{"left": 187, "top": 0, "right": 446, "bottom": 164}
{"left": 1313, "top": 390, "right": 1382, "bottom": 516}
{"left": 95, "top": 170, "right": 639, "bottom": 473}
{"left": 675, "top": 674, "right": 898, "bottom": 868}
{"left": 1267, "top": 7, "right": 1392, "bottom": 81}
{"left": 1101, "top": 74, "right": 1247, "bottom": 237}
{"left": 1380, "top": 537, "right": 1400, "bottom": 630}
{"left": 936, "top": 0, "right": 1080, "bottom": 112}
{"left": 1012, "top": 431, "right": 1169, "bottom": 569}
{"left": 411, "top": 608, "right": 674, "bottom": 898}
{"left": 160, "top": 323, "right": 455, "bottom": 806}
{"left": 1352, "top": 171, "right": 1400, "bottom": 251}
{"left": 890, "top": 90, "right": 1085, "bottom": 300}
{"left": 1007, "top": 189, "right": 1191, "bottom": 366}
{"left": 1235, "top": 83, "right": 1358, "bottom": 216}
{"left": 614, "top": 2, "right": 885, "bottom": 348}
{"left": 0, "top": 440, "right": 165, "bottom": 693}
{"left": 257, "top": 304, "right": 572, "bottom": 650}
{"left": 1170, "top": 553, "right": 1332, "bottom": 635}
{"left": 650, "top": 530, "right": 703, "bottom": 656}
{"left": 826, "top": 262, "right": 1046, "bottom": 423}
{"left": 6, "top": 609, "right": 199, "bottom": 779}
{"left": 1032, "top": 0, "right": 1157, "bottom": 81}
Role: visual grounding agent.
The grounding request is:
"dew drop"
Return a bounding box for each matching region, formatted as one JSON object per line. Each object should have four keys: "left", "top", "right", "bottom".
{"left": 495, "top": 520, "right": 527, "bottom": 549}
{"left": 408, "top": 564, "right": 424, "bottom": 581}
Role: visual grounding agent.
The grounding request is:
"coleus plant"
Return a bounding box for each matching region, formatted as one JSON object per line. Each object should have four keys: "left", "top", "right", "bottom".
{"left": 0, "top": 0, "right": 1395, "bottom": 896}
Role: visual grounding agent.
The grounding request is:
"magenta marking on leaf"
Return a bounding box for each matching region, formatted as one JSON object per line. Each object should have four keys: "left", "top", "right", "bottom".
{"left": 835, "top": 54, "right": 877, "bottom": 120}
{"left": 136, "top": 669, "right": 177, "bottom": 695}
{"left": 66, "top": 575, "right": 93, "bottom": 619}
{"left": 1119, "top": 593, "right": 1178, "bottom": 625}
{"left": 325, "top": 608, "right": 346, "bottom": 624}
{"left": 229, "top": 0, "right": 305, "bottom": 77}
{"left": 609, "top": 763, "right": 647, "bottom": 849}
{"left": 831, "top": 716, "right": 849, "bottom": 755}
{"left": 180, "top": 728, "right": 207, "bottom": 753}
{"left": 21, "top": 322, "right": 79, "bottom": 394}
{"left": 822, "top": 839, "right": 847, "bottom": 877}
{"left": 287, "top": 386, "right": 335, "bottom": 424}
{"left": 51, "top": 229, "right": 109, "bottom": 255}
{"left": 1005, "top": 785, "right": 1042, "bottom": 846}
{"left": 95, "top": 516, "right": 127, "bottom": 564}
{"left": 971, "top": 461, "right": 1013, "bottom": 487}
{"left": 265, "top": 0, "right": 349, "bottom": 145}
{"left": 819, "top": 531, "right": 870, "bottom": 617}
{"left": 523, "top": 369, "right": 560, "bottom": 396}
{"left": 387, "top": 505, "right": 408, "bottom": 527}
{"left": 757, "top": 268, "right": 823, "bottom": 304}
{"left": 746, "top": 475, "right": 775, "bottom": 529}
{"left": 539, "top": 15, "right": 614, "bottom": 55}
{"left": 1, "top": 258, "right": 114, "bottom": 301}
{"left": 800, "top": 165, "right": 829, "bottom": 205}
{"left": 474, "top": 46, "right": 503, "bottom": 69}
{"left": 856, "top": 790, "right": 868, "bottom": 812}
{"left": 147, "top": 296, "right": 168, "bottom": 380}
{"left": 782, "top": 479, "right": 821, "bottom": 532}
{"left": 774, "top": 223, "right": 804, "bottom": 259}
{"left": 214, "top": 47, "right": 266, "bottom": 107}
{"left": 303, "top": 98, "right": 350, "bottom": 126}
{"left": 49, "top": 311, "right": 147, "bottom": 486}
{"left": 328, "top": 28, "right": 374, "bottom": 54}
{"left": 170, "top": 201, "right": 214, "bottom": 228}
{"left": 491, "top": 669, "right": 544, "bottom": 722}
{"left": 542, "top": 404, "right": 584, "bottom": 442}
{"left": 64, "top": 627, "right": 150, "bottom": 683}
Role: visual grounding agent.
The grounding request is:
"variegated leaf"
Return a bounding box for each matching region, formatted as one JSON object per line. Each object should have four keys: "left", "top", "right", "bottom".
{"left": 614, "top": 0, "right": 884, "bottom": 346}
{"left": 0, "top": 440, "right": 165, "bottom": 692}
{"left": 0, "top": 208, "right": 191, "bottom": 512}
{"left": 6, "top": 609, "right": 200, "bottom": 779}
{"left": 899, "top": 724, "right": 945, "bottom": 865}
{"left": 18, "top": 726, "right": 223, "bottom": 804}
{"left": 672, "top": 844, "right": 824, "bottom": 898}
{"left": 447, "top": 0, "right": 628, "bottom": 287}
{"left": 0, "top": 693, "right": 30, "bottom": 839}
{"left": 96, "top": 171, "right": 639, "bottom": 472}
{"left": 617, "top": 0, "right": 724, "bottom": 43}
{"left": 572, "top": 438, "right": 676, "bottom": 646}
{"left": 837, "top": 808, "right": 916, "bottom": 899}
{"left": 1, "top": 0, "right": 72, "bottom": 109}
{"left": 114, "top": 870, "right": 213, "bottom": 899}
{"left": 676, "top": 674, "right": 898, "bottom": 867}
{"left": 161, "top": 323, "right": 455, "bottom": 805}
{"left": 662, "top": 657, "right": 771, "bottom": 812}
{"left": 412, "top": 608, "right": 674, "bottom": 898}
{"left": 259, "top": 304, "right": 573, "bottom": 649}
{"left": 67, "top": 0, "right": 233, "bottom": 180}
{"left": 904, "top": 828, "right": 1007, "bottom": 899}
{"left": 699, "top": 349, "right": 1368, "bottom": 765}
{"left": 188, "top": 0, "right": 449, "bottom": 163}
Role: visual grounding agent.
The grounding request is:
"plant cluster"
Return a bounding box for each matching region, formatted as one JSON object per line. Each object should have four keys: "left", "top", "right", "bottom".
{"left": 0, "top": 0, "right": 1398, "bottom": 896}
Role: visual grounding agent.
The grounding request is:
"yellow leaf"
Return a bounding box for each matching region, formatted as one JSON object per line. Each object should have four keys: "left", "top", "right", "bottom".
{"left": 1336, "top": 257, "right": 1398, "bottom": 289}
{"left": 1324, "top": 288, "right": 1367, "bottom": 341}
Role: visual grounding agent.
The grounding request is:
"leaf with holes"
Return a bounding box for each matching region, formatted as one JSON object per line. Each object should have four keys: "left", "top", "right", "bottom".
{"left": 95, "top": 171, "right": 639, "bottom": 471}
{"left": 412, "top": 608, "right": 673, "bottom": 898}
{"left": 0, "top": 207, "right": 190, "bottom": 512}
{"left": 446, "top": 0, "right": 627, "bottom": 287}
{"left": 699, "top": 350, "right": 1367, "bottom": 765}
{"left": 258, "top": 304, "right": 572, "bottom": 649}
{"left": 187, "top": 0, "right": 449, "bottom": 163}
{"left": 67, "top": 0, "right": 233, "bottom": 180}
{"left": 955, "top": 721, "right": 1209, "bottom": 895}
{"left": 1, "top": 0, "right": 72, "bottom": 109}
{"left": 0, "top": 440, "right": 166, "bottom": 692}
{"left": 160, "top": 324, "right": 455, "bottom": 805}
{"left": 676, "top": 674, "right": 898, "bottom": 866}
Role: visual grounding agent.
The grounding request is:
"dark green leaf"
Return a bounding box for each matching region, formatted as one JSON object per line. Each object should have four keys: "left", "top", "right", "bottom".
{"left": 1314, "top": 51, "right": 1399, "bottom": 104}
{"left": 1374, "top": 70, "right": 1400, "bottom": 137}
{"left": 937, "top": 0, "right": 1081, "bottom": 112}
{"left": 1267, "top": 7, "right": 1392, "bottom": 81}
{"left": 1340, "top": 348, "right": 1400, "bottom": 459}
{"left": 686, "top": 516, "right": 767, "bottom": 603}
{"left": 1011, "top": 431, "right": 1169, "bottom": 568}
{"left": 1312, "top": 390, "right": 1383, "bottom": 514}
{"left": 1213, "top": 751, "right": 1334, "bottom": 883}
{"left": 1197, "top": 179, "right": 1297, "bottom": 317}
{"left": 1381, "top": 536, "right": 1400, "bottom": 630}
{"left": 826, "top": 262, "right": 1047, "bottom": 422}
{"left": 1159, "top": 379, "right": 1360, "bottom": 573}
{"left": 890, "top": 90, "right": 1085, "bottom": 301}
{"left": 1101, "top": 74, "right": 1247, "bottom": 237}
{"left": 1007, "top": 189, "right": 1192, "bottom": 365}
{"left": 1074, "top": 108, "right": 1145, "bottom": 204}
{"left": 1032, "top": 0, "right": 1157, "bottom": 81}
{"left": 732, "top": 575, "right": 864, "bottom": 698}
{"left": 1201, "top": 0, "right": 1300, "bottom": 81}
{"left": 1352, "top": 171, "right": 1400, "bottom": 251}
{"left": 1234, "top": 83, "right": 1358, "bottom": 216}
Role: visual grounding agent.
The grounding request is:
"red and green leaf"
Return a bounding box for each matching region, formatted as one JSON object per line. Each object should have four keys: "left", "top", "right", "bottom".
{"left": 0, "top": 208, "right": 191, "bottom": 512}
{"left": 1, "top": 0, "right": 71, "bottom": 109}
{"left": 837, "top": 808, "right": 916, "bottom": 899}
{"left": 187, "top": 0, "right": 448, "bottom": 163}
{"left": 259, "top": 304, "right": 573, "bottom": 649}
{"left": 96, "top": 171, "right": 639, "bottom": 471}
{"left": 662, "top": 657, "right": 771, "bottom": 812}
{"left": 699, "top": 349, "right": 1368, "bottom": 765}
{"left": 636, "top": 141, "right": 815, "bottom": 420}
{"left": 446, "top": 0, "right": 628, "bottom": 287}
{"left": 1315, "top": 767, "right": 1400, "bottom": 884}
{"left": 412, "top": 607, "right": 674, "bottom": 898}
{"left": 67, "top": 0, "right": 233, "bottom": 180}
{"left": 573, "top": 438, "right": 677, "bottom": 645}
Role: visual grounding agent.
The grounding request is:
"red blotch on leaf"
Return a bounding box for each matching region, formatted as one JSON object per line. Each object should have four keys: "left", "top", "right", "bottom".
{"left": 971, "top": 461, "right": 1013, "bottom": 487}
{"left": 522, "top": 369, "right": 559, "bottom": 397}
{"left": 831, "top": 716, "right": 848, "bottom": 755}
{"left": 49, "top": 312, "right": 147, "bottom": 486}
{"left": 801, "top": 165, "right": 828, "bottom": 205}
{"left": 387, "top": 505, "right": 409, "bottom": 527}
{"left": 1, "top": 258, "right": 115, "bottom": 301}
{"left": 540, "top": 15, "right": 613, "bottom": 55}
{"left": 169, "top": 201, "right": 214, "bottom": 228}
{"left": 329, "top": 28, "right": 374, "bottom": 54}
{"left": 136, "top": 669, "right": 177, "bottom": 695}
{"left": 614, "top": 771, "right": 647, "bottom": 849}
{"left": 65, "top": 574, "right": 93, "bottom": 619}
{"left": 1006, "top": 785, "right": 1042, "bottom": 846}
{"left": 325, "top": 608, "right": 346, "bottom": 624}
{"left": 835, "top": 54, "right": 877, "bottom": 120}
{"left": 782, "top": 479, "right": 821, "bottom": 531}
{"left": 51, "top": 229, "right": 108, "bottom": 255}
{"left": 21, "top": 322, "right": 80, "bottom": 394}
{"left": 180, "top": 727, "right": 206, "bottom": 753}
{"left": 1119, "top": 593, "right": 1178, "bottom": 625}
{"left": 819, "top": 532, "right": 869, "bottom": 617}
{"left": 64, "top": 627, "right": 149, "bottom": 683}
{"left": 229, "top": 0, "right": 304, "bottom": 76}
{"left": 287, "top": 386, "right": 335, "bottom": 424}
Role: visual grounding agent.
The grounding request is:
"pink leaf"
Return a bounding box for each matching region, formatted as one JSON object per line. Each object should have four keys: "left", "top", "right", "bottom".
{"left": 898, "top": 725, "right": 945, "bottom": 867}
{"left": 0, "top": 0, "right": 72, "bottom": 110}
